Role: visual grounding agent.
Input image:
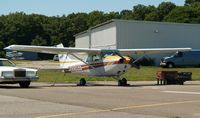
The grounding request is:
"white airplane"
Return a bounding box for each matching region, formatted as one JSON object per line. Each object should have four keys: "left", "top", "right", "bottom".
{"left": 5, "top": 44, "right": 191, "bottom": 86}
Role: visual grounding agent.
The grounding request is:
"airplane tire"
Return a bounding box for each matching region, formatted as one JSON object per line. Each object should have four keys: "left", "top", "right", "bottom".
{"left": 19, "top": 81, "right": 31, "bottom": 88}
{"left": 122, "top": 78, "right": 127, "bottom": 85}
{"left": 118, "top": 78, "right": 128, "bottom": 86}
{"left": 79, "top": 78, "right": 86, "bottom": 86}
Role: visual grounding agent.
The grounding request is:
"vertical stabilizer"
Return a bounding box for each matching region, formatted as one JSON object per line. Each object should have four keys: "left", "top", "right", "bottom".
{"left": 56, "top": 43, "right": 66, "bottom": 61}
{"left": 56, "top": 43, "right": 81, "bottom": 69}
{"left": 56, "top": 43, "right": 68, "bottom": 68}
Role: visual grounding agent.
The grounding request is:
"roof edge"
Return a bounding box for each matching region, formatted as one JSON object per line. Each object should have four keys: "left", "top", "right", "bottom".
{"left": 74, "top": 19, "right": 115, "bottom": 37}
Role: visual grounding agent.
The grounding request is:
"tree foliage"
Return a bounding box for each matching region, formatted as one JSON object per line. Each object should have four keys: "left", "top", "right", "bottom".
{"left": 0, "top": 1, "right": 200, "bottom": 58}
{"left": 185, "top": 0, "right": 200, "bottom": 5}
{"left": 164, "top": 2, "right": 200, "bottom": 23}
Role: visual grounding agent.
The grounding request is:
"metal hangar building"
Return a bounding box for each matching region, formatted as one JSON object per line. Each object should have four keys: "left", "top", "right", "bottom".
{"left": 74, "top": 19, "right": 200, "bottom": 65}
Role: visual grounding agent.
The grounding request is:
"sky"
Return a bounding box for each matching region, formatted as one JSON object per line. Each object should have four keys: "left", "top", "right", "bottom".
{"left": 0, "top": 0, "right": 185, "bottom": 16}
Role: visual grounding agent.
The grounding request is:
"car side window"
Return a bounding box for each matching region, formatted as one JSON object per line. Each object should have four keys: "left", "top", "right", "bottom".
{"left": 177, "top": 52, "right": 183, "bottom": 57}
{"left": 173, "top": 52, "right": 183, "bottom": 58}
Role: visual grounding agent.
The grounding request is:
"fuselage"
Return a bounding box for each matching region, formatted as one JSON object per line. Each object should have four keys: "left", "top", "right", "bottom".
{"left": 62, "top": 55, "right": 132, "bottom": 77}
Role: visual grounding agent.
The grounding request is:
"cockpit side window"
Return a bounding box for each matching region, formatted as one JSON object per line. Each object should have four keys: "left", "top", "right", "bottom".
{"left": 86, "top": 54, "right": 102, "bottom": 62}
{"left": 92, "top": 55, "right": 101, "bottom": 62}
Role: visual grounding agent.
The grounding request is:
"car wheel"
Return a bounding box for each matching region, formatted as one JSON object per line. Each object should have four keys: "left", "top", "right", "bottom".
{"left": 167, "top": 63, "right": 174, "bottom": 68}
{"left": 19, "top": 81, "right": 31, "bottom": 88}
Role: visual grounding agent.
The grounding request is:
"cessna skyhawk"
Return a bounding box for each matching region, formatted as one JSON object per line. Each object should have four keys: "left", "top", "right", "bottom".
{"left": 5, "top": 44, "right": 191, "bottom": 86}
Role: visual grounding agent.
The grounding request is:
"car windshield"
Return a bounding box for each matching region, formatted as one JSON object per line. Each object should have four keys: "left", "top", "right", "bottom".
{"left": 170, "top": 51, "right": 182, "bottom": 58}
{"left": 171, "top": 52, "right": 178, "bottom": 57}
{"left": 0, "top": 60, "right": 16, "bottom": 67}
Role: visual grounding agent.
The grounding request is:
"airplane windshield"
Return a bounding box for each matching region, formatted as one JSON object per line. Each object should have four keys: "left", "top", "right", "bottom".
{"left": 101, "top": 50, "right": 121, "bottom": 58}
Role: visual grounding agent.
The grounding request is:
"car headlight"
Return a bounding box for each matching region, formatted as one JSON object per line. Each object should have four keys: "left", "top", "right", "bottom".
{"left": 2, "top": 71, "right": 14, "bottom": 78}
{"left": 26, "top": 71, "right": 37, "bottom": 77}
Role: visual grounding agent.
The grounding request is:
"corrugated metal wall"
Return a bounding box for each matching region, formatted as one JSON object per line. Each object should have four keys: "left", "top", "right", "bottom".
{"left": 116, "top": 20, "right": 200, "bottom": 49}
{"left": 115, "top": 20, "right": 200, "bottom": 65}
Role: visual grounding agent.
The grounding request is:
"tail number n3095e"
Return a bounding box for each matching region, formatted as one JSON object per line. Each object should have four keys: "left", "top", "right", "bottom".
{"left": 70, "top": 66, "right": 82, "bottom": 72}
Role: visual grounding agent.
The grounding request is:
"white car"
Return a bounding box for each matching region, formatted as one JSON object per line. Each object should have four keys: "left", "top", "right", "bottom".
{"left": 0, "top": 58, "right": 38, "bottom": 88}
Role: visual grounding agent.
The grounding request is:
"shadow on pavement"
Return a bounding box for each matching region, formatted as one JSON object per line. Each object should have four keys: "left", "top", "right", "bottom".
{"left": 0, "top": 85, "right": 43, "bottom": 89}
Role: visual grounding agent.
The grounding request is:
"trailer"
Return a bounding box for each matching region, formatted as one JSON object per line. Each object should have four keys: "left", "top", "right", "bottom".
{"left": 156, "top": 71, "right": 192, "bottom": 85}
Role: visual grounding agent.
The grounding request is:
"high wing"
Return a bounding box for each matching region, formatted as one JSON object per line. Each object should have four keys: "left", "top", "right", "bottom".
{"left": 4, "top": 45, "right": 101, "bottom": 54}
{"left": 5, "top": 44, "right": 191, "bottom": 55}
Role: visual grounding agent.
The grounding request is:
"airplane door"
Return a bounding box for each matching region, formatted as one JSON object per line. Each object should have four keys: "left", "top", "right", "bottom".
{"left": 86, "top": 54, "right": 105, "bottom": 76}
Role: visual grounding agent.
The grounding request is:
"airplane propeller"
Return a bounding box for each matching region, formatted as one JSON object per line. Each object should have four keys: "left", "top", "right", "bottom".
{"left": 131, "top": 61, "right": 140, "bottom": 69}
{"left": 127, "top": 56, "right": 141, "bottom": 69}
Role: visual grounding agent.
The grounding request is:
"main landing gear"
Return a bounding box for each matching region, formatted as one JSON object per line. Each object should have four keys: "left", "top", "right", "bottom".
{"left": 77, "top": 78, "right": 86, "bottom": 86}
{"left": 118, "top": 78, "right": 128, "bottom": 86}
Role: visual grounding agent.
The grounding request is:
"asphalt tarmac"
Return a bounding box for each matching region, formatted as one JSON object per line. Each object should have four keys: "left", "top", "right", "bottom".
{"left": 0, "top": 81, "right": 200, "bottom": 118}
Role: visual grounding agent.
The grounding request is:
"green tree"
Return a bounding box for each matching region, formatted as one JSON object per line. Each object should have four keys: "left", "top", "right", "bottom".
{"left": 0, "top": 41, "right": 5, "bottom": 57}
{"left": 104, "top": 12, "right": 120, "bottom": 21}
{"left": 164, "top": 6, "right": 191, "bottom": 23}
{"left": 164, "top": 3, "right": 200, "bottom": 23}
{"left": 157, "top": 2, "right": 176, "bottom": 21}
{"left": 132, "top": 4, "right": 156, "bottom": 20}
{"left": 145, "top": 12, "right": 160, "bottom": 21}
{"left": 120, "top": 10, "right": 133, "bottom": 20}
{"left": 190, "top": 2, "right": 200, "bottom": 23}
{"left": 185, "top": 0, "right": 200, "bottom": 5}
{"left": 31, "top": 35, "right": 47, "bottom": 46}
{"left": 8, "top": 39, "right": 17, "bottom": 45}
{"left": 87, "top": 11, "right": 105, "bottom": 26}
{"left": 132, "top": 4, "right": 148, "bottom": 20}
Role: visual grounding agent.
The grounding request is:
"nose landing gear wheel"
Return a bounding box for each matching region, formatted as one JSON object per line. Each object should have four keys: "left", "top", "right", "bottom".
{"left": 77, "top": 78, "right": 86, "bottom": 86}
{"left": 118, "top": 78, "right": 128, "bottom": 86}
{"left": 122, "top": 78, "right": 127, "bottom": 85}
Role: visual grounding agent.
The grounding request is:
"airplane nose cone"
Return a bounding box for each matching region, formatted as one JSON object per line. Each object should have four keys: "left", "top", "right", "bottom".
{"left": 118, "top": 56, "right": 140, "bottom": 69}
{"left": 119, "top": 57, "right": 132, "bottom": 64}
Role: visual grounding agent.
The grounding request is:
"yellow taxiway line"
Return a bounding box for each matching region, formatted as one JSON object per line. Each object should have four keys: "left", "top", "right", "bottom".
{"left": 36, "top": 100, "right": 200, "bottom": 118}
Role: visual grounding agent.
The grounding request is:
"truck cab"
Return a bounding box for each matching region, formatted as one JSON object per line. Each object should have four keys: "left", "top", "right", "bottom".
{"left": 160, "top": 51, "right": 200, "bottom": 68}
